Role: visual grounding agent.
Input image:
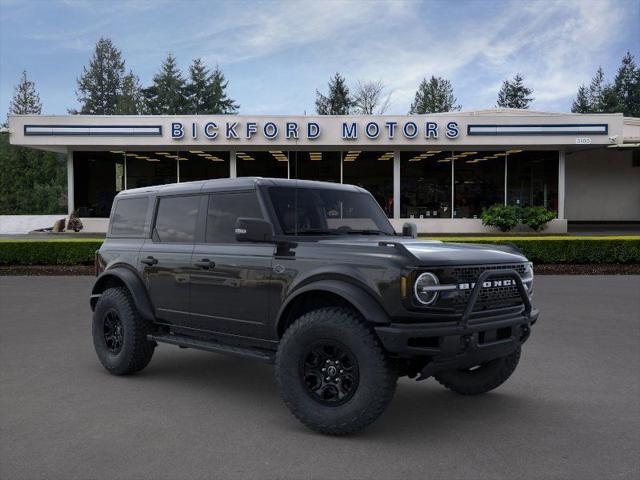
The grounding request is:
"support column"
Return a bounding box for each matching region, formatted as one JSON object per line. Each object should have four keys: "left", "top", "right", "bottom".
{"left": 504, "top": 155, "right": 508, "bottom": 206}
{"left": 66, "top": 149, "right": 74, "bottom": 216}
{"left": 229, "top": 150, "right": 237, "bottom": 178}
{"left": 558, "top": 149, "right": 566, "bottom": 219}
{"left": 393, "top": 150, "right": 400, "bottom": 219}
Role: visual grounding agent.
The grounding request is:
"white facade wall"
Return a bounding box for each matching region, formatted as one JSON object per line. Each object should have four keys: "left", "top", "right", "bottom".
{"left": 565, "top": 149, "right": 640, "bottom": 221}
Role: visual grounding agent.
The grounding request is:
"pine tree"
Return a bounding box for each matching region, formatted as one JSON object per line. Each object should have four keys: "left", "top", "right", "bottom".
{"left": 496, "top": 74, "right": 534, "bottom": 109}
{"left": 143, "top": 53, "right": 188, "bottom": 114}
{"left": 2, "top": 71, "right": 65, "bottom": 214}
{"left": 207, "top": 65, "right": 239, "bottom": 114}
{"left": 8, "top": 70, "right": 42, "bottom": 116}
{"left": 587, "top": 67, "right": 607, "bottom": 112}
{"left": 75, "top": 38, "right": 126, "bottom": 114}
{"left": 116, "top": 71, "right": 144, "bottom": 114}
{"left": 613, "top": 51, "right": 640, "bottom": 117}
{"left": 409, "top": 76, "right": 460, "bottom": 114}
{"left": 185, "top": 59, "right": 239, "bottom": 114}
{"left": 186, "top": 58, "right": 209, "bottom": 114}
{"left": 571, "top": 85, "right": 591, "bottom": 113}
{"left": 315, "top": 73, "right": 353, "bottom": 115}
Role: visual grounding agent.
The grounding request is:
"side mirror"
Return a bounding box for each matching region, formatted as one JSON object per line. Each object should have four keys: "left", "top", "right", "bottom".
{"left": 235, "top": 217, "right": 274, "bottom": 243}
{"left": 402, "top": 222, "right": 418, "bottom": 238}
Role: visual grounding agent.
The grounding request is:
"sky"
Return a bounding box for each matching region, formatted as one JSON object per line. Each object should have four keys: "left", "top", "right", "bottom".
{"left": 0, "top": 0, "right": 638, "bottom": 117}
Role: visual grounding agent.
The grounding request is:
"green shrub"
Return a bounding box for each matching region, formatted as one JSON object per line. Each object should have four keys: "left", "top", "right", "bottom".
{"left": 481, "top": 205, "right": 520, "bottom": 232}
{"left": 0, "top": 239, "right": 103, "bottom": 265}
{"left": 521, "top": 206, "right": 556, "bottom": 232}
{"left": 425, "top": 237, "right": 640, "bottom": 264}
{"left": 482, "top": 205, "right": 557, "bottom": 232}
{"left": 0, "top": 237, "right": 638, "bottom": 266}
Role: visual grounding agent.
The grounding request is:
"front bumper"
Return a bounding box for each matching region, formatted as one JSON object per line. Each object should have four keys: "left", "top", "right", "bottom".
{"left": 375, "top": 268, "right": 538, "bottom": 379}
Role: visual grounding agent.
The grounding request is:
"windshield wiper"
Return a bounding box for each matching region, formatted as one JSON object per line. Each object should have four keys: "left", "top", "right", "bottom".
{"left": 344, "top": 229, "right": 386, "bottom": 235}
{"left": 291, "top": 230, "right": 340, "bottom": 235}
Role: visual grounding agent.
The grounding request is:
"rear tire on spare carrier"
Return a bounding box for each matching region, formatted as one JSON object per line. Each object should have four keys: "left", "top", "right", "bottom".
{"left": 275, "top": 307, "right": 398, "bottom": 435}
{"left": 434, "top": 347, "right": 521, "bottom": 395}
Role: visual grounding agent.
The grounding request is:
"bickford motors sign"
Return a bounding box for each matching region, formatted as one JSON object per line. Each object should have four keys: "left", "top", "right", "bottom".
{"left": 171, "top": 119, "right": 461, "bottom": 141}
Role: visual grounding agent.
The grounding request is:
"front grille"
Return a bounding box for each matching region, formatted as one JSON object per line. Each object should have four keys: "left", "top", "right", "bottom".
{"left": 435, "top": 263, "right": 528, "bottom": 313}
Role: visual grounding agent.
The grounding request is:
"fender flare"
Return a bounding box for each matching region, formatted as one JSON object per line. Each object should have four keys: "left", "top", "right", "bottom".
{"left": 90, "top": 267, "right": 155, "bottom": 321}
{"left": 276, "top": 279, "right": 391, "bottom": 335}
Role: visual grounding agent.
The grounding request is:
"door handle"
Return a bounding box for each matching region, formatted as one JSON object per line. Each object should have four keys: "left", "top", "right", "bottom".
{"left": 194, "top": 258, "right": 215, "bottom": 269}
{"left": 141, "top": 256, "right": 158, "bottom": 266}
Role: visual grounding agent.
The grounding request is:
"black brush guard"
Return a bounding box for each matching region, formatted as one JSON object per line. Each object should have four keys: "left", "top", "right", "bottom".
{"left": 375, "top": 269, "right": 537, "bottom": 380}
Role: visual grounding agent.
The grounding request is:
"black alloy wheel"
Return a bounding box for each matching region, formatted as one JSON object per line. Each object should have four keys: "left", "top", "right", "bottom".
{"left": 301, "top": 341, "right": 359, "bottom": 406}
{"left": 103, "top": 309, "right": 124, "bottom": 354}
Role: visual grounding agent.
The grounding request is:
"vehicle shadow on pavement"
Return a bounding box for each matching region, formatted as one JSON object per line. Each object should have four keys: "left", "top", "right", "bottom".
{"left": 115, "top": 347, "right": 563, "bottom": 440}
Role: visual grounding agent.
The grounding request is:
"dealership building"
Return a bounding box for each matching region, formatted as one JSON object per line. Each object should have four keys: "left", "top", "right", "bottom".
{"left": 6, "top": 109, "right": 640, "bottom": 233}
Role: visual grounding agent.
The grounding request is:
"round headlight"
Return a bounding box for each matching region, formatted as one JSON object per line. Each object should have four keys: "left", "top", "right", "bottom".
{"left": 414, "top": 272, "right": 440, "bottom": 305}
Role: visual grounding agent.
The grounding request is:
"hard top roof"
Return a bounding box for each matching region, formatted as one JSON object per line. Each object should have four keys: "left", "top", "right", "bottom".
{"left": 116, "top": 177, "right": 366, "bottom": 197}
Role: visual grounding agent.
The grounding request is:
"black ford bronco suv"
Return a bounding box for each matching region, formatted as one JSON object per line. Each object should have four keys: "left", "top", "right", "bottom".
{"left": 91, "top": 177, "right": 537, "bottom": 435}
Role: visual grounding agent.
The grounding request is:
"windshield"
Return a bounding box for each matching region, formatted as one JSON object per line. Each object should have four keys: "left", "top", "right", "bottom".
{"left": 268, "top": 186, "right": 395, "bottom": 236}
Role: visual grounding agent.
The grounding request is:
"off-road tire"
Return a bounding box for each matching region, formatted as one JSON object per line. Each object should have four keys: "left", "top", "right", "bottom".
{"left": 275, "top": 307, "right": 397, "bottom": 435}
{"left": 92, "top": 287, "right": 155, "bottom": 375}
{"left": 434, "top": 347, "right": 521, "bottom": 395}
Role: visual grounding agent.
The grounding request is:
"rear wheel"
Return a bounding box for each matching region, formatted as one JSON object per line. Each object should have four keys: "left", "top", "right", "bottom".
{"left": 434, "top": 347, "right": 521, "bottom": 395}
{"left": 92, "top": 287, "right": 155, "bottom": 375}
{"left": 276, "top": 307, "right": 397, "bottom": 435}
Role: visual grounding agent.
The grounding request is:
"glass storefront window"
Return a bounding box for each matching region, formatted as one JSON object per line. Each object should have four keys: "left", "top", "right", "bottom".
{"left": 73, "top": 151, "right": 125, "bottom": 217}
{"left": 176, "top": 150, "right": 230, "bottom": 182}
{"left": 507, "top": 150, "right": 558, "bottom": 212}
{"left": 343, "top": 150, "right": 394, "bottom": 217}
{"left": 453, "top": 151, "right": 505, "bottom": 218}
{"left": 236, "top": 150, "right": 289, "bottom": 178}
{"left": 126, "top": 152, "right": 177, "bottom": 189}
{"left": 401, "top": 151, "right": 452, "bottom": 218}
{"left": 290, "top": 151, "right": 341, "bottom": 183}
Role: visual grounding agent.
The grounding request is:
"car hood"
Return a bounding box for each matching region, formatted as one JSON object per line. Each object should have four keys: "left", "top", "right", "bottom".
{"left": 316, "top": 236, "right": 528, "bottom": 266}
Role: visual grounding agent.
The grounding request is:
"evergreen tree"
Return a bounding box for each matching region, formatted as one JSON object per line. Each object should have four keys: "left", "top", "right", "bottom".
{"left": 116, "top": 71, "right": 144, "bottom": 114}
{"left": 315, "top": 73, "right": 353, "bottom": 115}
{"left": 8, "top": 70, "right": 42, "bottom": 116}
{"left": 587, "top": 66, "right": 607, "bottom": 112}
{"left": 613, "top": 51, "right": 640, "bottom": 117}
{"left": 571, "top": 85, "right": 591, "bottom": 113}
{"left": 0, "top": 134, "right": 67, "bottom": 215}
{"left": 496, "top": 73, "right": 534, "bottom": 109}
{"left": 75, "top": 37, "right": 126, "bottom": 114}
{"left": 186, "top": 58, "right": 209, "bottom": 114}
{"left": 207, "top": 65, "right": 239, "bottom": 114}
{"left": 409, "top": 76, "right": 460, "bottom": 114}
{"left": 185, "top": 59, "right": 239, "bottom": 114}
{"left": 143, "top": 53, "right": 188, "bottom": 114}
{"left": 1, "top": 70, "right": 65, "bottom": 214}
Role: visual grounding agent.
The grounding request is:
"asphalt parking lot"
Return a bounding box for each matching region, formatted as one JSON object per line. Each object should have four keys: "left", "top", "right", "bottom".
{"left": 1, "top": 276, "right": 639, "bottom": 480}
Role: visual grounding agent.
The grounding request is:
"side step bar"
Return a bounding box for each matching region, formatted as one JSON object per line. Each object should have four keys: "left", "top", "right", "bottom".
{"left": 147, "top": 334, "right": 275, "bottom": 364}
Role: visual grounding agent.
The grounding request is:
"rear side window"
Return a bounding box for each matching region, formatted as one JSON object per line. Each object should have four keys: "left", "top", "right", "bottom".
{"left": 206, "top": 191, "right": 263, "bottom": 243}
{"left": 154, "top": 195, "right": 200, "bottom": 243}
{"left": 110, "top": 197, "right": 149, "bottom": 237}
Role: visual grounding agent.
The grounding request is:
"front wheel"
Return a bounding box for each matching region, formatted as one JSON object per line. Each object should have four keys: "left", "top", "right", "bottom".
{"left": 275, "top": 307, "right": 397, "bottom": 435}
{"left": 434, "top": 347, "right": 521, "bottom": 395}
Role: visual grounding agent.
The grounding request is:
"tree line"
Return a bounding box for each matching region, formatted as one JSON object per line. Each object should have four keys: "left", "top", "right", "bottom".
{"left": 314, "top": 53, "right": 638, "bottom": 116}
{"left": 1, "top": 37, "right": 638, "bottom": 216}
{"left": 71, "top": 37, "right": 239, "bottom": 115}
{"left": 4, "top": 36, "right": 639, "bottom": 119}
